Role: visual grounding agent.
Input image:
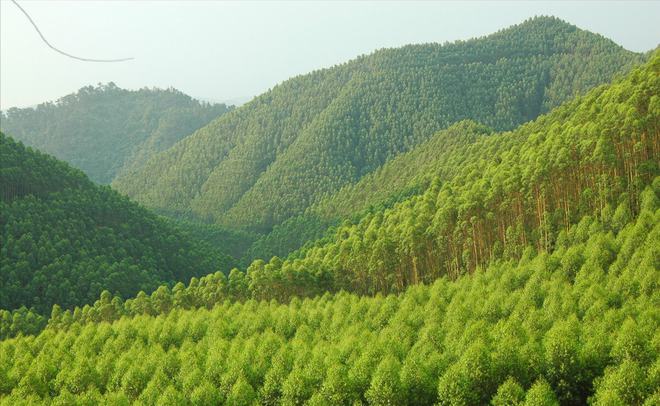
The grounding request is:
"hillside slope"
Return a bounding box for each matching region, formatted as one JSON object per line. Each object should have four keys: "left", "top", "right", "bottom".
{"left": 240, "top": 49, "right": 659, "bottom": 298}
{"left": 0, "top": 83, "right": 232, "bottom": 184}
{"left": 242, "top": 121, "right": 493, "bottom": 260}
{"left": 243, "top": 121, "right": 492, "bottom": 262}
{"left": 114, "top": 17, "right": 645, "bottom": 232}
{"left": 0, "top": 134, "right": 235, "bottom": 313}
{"left": 1, "top": 184, "right": 657, "bottom": 404}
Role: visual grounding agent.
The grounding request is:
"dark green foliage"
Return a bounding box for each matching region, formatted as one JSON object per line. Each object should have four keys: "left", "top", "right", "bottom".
{"left": 167, "top": 218, "right": 259, "bottom": 263}
{"left": 0, "top": 82, "right": 232, "bottom": 184}
{"left": 0, "top": 135, "right": 90, "bottom": 201}
{"left": 309, "top": 120, "right": 493, "bottom": 222}
{"left": 241, "top": 214, "right": 336, "bottom": 265}
{"left": 114, "top": 17, "right": 644, "bottom": 232}
{"left": 0, "top": 134, "right": 235, "bottom": 317}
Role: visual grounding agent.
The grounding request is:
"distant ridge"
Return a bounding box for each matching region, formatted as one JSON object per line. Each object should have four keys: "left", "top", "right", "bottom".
{"left": 0, "top": 83, "right": 233, "bottom": 184}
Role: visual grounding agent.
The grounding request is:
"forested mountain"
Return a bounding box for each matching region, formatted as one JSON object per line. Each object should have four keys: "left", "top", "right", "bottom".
{"left": 235, "top": 50, "right": 658, "bottom": 299}
{"left": 0, "top": 16, "right": 658, "bottom": 406}
{"left": 0, "top": 134, "right": 235, "bottom": 313}
{"left": 0, "top": 83, "right": 232, "bottom": 184}
{"left": 114, "top": 17, "right": 645, "bottom": 233}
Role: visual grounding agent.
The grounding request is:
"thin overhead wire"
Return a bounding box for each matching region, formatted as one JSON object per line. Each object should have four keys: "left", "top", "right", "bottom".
{"left": 10, "top": 0, "right": 134, "bottom": 63}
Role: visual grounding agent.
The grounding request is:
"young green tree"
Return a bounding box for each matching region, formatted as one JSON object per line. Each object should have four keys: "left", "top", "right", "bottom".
{"left": 491, "top": 377, "right": 525, "bottom": 406}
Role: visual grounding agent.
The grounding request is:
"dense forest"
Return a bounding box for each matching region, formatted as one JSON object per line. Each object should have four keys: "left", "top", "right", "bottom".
{"left": 245, "top": 121, "right": 493, "bottom": 260}
{"left": 0, "top": 134, "right": 236, "bottom": 314}
{"left": 114, "top": 17, "right": 645, "bottom": 233}
{"left": 0, "top": 83, "right": 232, "bottom": 184}
{"left": 226, "top": 50, "right": 659, "bottom": 300}
{"left": 1, "top": 179, "right": 657, "bottom": 404}
{"left": 0, "top": 16, "right": 658, "bottom": 406}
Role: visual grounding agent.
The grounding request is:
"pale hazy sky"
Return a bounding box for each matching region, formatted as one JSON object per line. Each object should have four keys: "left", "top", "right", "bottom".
{"left": 1, "top": 1, "right": 659, "bottom": 109}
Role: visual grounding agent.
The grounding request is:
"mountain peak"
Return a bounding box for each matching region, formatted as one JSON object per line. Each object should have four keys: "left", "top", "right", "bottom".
{"left": 493, "top": 15, "right": 579, "bottom": 40}
{"left": 518, "top": 15, "right": 575, "bottom": 28}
